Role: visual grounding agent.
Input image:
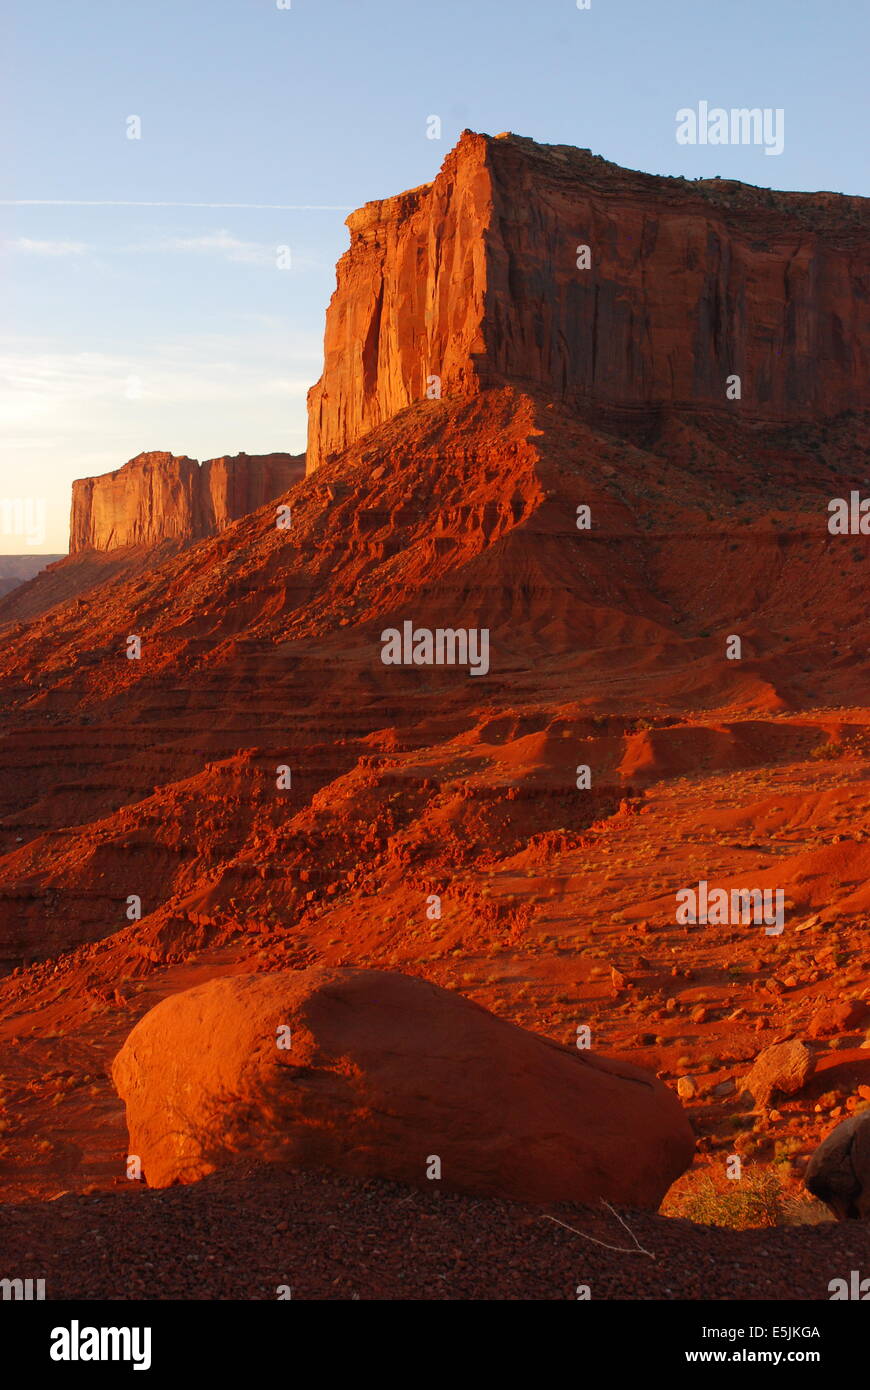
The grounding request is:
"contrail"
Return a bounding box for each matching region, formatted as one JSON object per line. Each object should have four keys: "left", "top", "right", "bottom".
{"left": 0, "top": 200, "right": 353, "bottom": 210}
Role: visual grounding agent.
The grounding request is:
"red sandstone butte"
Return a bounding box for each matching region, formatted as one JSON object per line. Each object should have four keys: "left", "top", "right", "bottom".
{"left": 307, "top": 129, "right": 869, "bottom": 472}
{"left": 111, "top": 966, "right": 695, "bottom": 1205}
{"left": 69, "top": 450, "right": 305, "bottom": 552}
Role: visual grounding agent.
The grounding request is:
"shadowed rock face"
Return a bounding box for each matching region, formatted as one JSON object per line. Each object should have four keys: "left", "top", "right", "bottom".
{"left": 805, "top": 1112, "right": 870, "bottom": 1219}
{"left": 112, "top": 965, "right": 695, "bottom": 1205}
{"left": 70, "top": 450, "right": 305, "bottom": 552}
{"left": 306, "top": 129, "right": 870, "bottom": 472}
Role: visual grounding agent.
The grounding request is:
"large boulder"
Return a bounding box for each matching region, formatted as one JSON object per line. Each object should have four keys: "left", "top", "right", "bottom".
{"left": 805, "top": 1111, "right": 870, "bottom": 1220}
{"left": 112, "top": 966, "right": 694, "bottom": 1206}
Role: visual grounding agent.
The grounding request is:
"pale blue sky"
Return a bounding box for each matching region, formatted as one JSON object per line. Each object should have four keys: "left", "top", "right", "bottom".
{"left": 2, "top": 0, "right": 867, "bottom": 551}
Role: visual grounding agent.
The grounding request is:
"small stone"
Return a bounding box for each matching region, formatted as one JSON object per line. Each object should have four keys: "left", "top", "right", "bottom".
{"left": 744, "top": 1039, "right": 815, "bottom": 1108}
{"left": 809, "top": 999, "right": 869, "bottom": 1038}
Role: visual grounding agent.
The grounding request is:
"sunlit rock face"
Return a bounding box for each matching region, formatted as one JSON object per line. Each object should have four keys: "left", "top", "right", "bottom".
{"left": 70, "top": 451, "right": 304, "bottom": 552}
{"left": 306, "top": 129, "right": 869, "bottom": 473}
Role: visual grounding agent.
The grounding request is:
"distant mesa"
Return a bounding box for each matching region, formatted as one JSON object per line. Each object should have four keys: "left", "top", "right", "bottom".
{"left": 0, "top": 555, "right": 63, "bottom": 598}
{"left": 69, "top": 450, "right": 305, "bottom": 553}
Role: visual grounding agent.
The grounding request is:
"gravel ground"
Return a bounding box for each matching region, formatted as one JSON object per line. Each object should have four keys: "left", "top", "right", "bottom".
{"left": 2, "top": 1162, "right": 868, "bottom": 1301}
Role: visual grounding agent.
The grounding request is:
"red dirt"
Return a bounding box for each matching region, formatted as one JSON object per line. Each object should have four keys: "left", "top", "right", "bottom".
{"left": 1, "top": 1161, "right": 868, "bottom": 1301}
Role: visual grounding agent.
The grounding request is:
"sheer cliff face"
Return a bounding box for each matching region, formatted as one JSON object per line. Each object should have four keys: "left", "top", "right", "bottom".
{"left": 306, "top": 130, "right": 869, "bottom": 471}
{"left": 305, "top": 133, "right": 493, "bottom": 474}
{"left": 70, "top": 451, "right": 304, "bottom": 553}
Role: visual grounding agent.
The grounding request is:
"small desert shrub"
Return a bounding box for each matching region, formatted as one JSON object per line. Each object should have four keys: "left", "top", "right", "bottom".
{"left": 664, "top": 1167, "right": 828, "bottom": 1229}
{"left": 722, "top": 1114, "right": 756, "bottom": 1133}
{"left": 781, "top": 1197, "right": 835, "bottom": 1226}
{"left": 773, "top": 1137, "right": 804, "bottom": 1165}
{"left": 809, "top": 740, "right": 842, "bottom": 761}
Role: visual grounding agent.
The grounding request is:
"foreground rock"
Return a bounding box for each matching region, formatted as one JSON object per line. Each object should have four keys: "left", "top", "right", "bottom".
{"left": 743, "top": 1040, "right": 815, "bottom": 1108}
{"left": 808, "top": 999, "right": 869, "bottom": 1039}
{"left": 112, "top": 966, "right": 694, "bottom": 1205}
{"left": 805, "top": 1112, "right": 870, "bottom": 1220}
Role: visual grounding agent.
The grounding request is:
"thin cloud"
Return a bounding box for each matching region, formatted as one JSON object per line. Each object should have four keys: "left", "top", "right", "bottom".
{"left": 148, "top": 230, "right": 266, "bottom": 261}
{"left": 5, "top": 238, "right": 89, "bottom": 256}
{"left": 0, "top": 347, "right": 312, "bottom": 422}
{"left": 127, "top": 230, "right": 276, "bottom": 265}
